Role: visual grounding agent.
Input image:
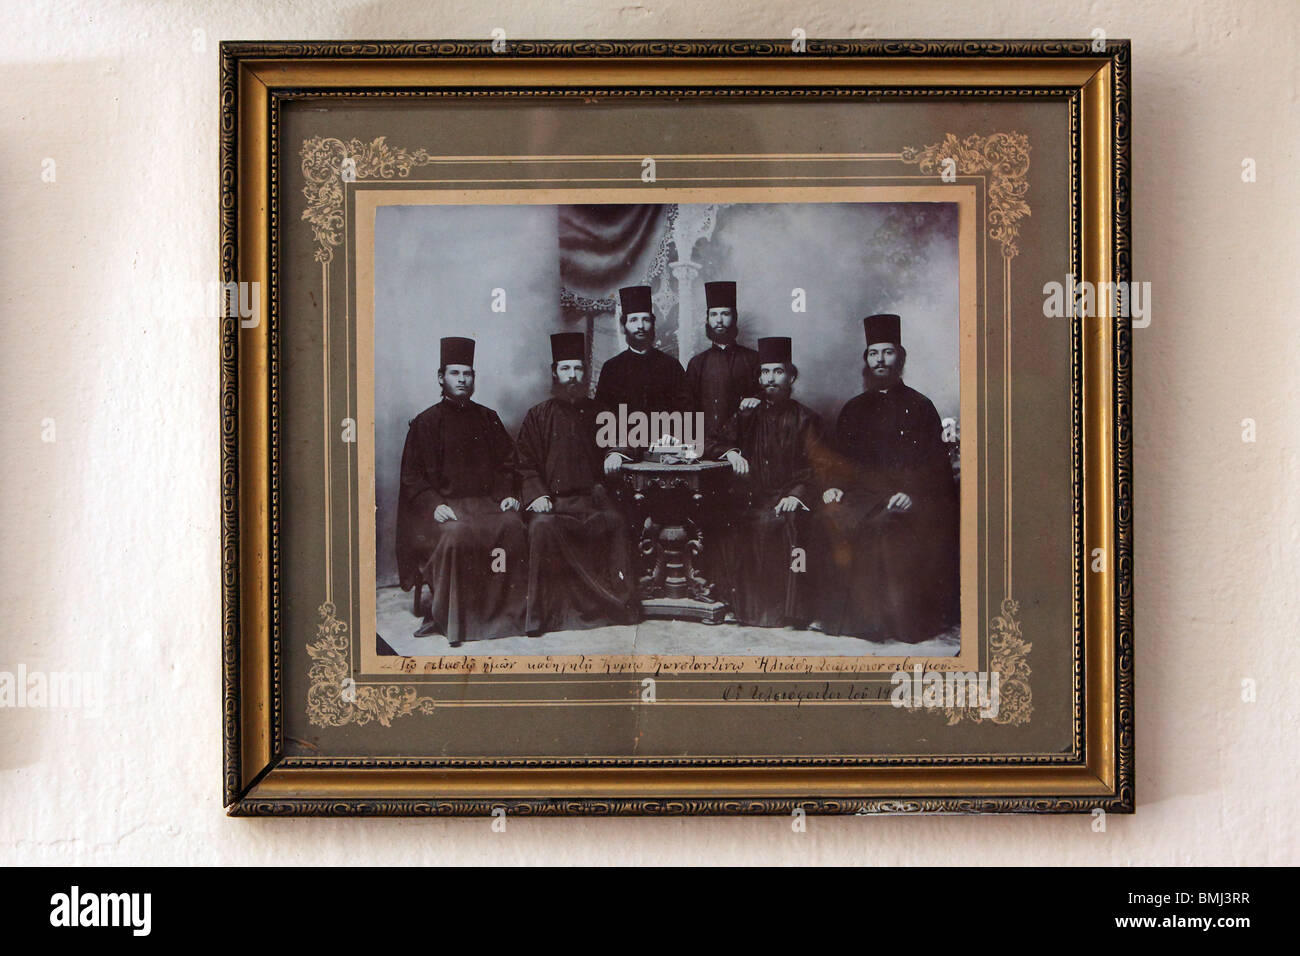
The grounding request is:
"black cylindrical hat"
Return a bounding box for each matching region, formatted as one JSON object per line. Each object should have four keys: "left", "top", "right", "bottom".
{"left": 618, "top": 285, "right": 654, "bottom": 316}
{"left": 863, "top": 313, "right": 901, "bottom": 347}
{"left": 440, "top": 336, "right": 475, "bottom": 367}
{"left": 757, "top": 336, "right": 792, "bottom": 364}
{"left": 704, "top": 281, "right": 737, "bottom": 311}
{"left": 550, "top": 332, "right": 585, "bottom": 363}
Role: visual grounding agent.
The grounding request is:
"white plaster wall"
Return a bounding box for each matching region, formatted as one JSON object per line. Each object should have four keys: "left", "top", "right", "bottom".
{"left": 1, "top": 0, "right": 1296, "bottom": 865}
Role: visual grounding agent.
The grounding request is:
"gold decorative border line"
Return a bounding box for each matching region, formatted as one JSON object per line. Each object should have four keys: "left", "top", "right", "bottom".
{"left": 306, "top": 599, "right": 1032, "bottom": 729}
{"left": 301, "top": 134, "right": 1033, "bottom": 731}
{"left": 302, "top": 133, "right": 1033, "bottom": 262}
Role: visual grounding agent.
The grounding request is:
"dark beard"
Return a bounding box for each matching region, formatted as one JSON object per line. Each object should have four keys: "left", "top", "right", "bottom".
{"left": 441, "top": 384, "right": 474, "bottom": 402}
{"left": 762, "top": 383, "right": 793, "bottom": 403}
{"left": 705, "top": 324, "right": 737, "bottom": 345}
{"left": 624, "top": 329, "right": 653, "bottom": 349}
{"left": 552, "top": 380, "right": 586, "bottom": 403}
{"left": 864, "top": 367, "right": 900, "bottom": 390}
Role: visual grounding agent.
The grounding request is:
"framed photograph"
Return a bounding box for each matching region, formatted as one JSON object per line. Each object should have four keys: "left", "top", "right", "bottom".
{"left": 221, "top": 39, "right": 1133, "bottom": 815}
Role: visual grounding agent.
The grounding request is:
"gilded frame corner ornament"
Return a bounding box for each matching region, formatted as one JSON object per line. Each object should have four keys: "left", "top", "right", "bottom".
{"left": 221, "top": 39, "right": 1133, "bottom": 816}
{"left": 900, "top": 132, "right": 1031, "bottom": 259}
{"left": 301, "top": 136, "right": 438, "bottom": 262}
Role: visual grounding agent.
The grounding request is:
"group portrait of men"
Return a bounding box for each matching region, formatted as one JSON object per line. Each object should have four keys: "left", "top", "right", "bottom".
{"left": 395, "top": 280, "right": 960, "bottom": 647}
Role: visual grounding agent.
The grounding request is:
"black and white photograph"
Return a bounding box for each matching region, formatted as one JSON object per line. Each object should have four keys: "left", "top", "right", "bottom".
{"left": 369, "top": 199, "right": 967, "bottom": 659}
{"left": 7, "top": 0, "right": 1300, "bottom": 887}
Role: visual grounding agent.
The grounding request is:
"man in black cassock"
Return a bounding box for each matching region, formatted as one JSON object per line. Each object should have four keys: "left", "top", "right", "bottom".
{"left": 395, "top": 336, "right": 527, "bottom": 645}
{"left": 709, "top": 337, "right": 827, "bottom": 628}
{"left": 517, "top": 332, "right": 638, "bottom": 635}
{"left": 814, "top": 314, "right": 960, "bottom": 643}
{"left": 593, "top": 285, "right": 691, "bottom": 468}
{"left": 685, "top": 282, "right": 762, "bottom": 590}
{"left": 685, "top": 280, "right": 762, "bottom": 448}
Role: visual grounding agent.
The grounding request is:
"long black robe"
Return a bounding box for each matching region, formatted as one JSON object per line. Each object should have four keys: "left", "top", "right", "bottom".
{"left": 814, "top": 382, "right": 959, "bottom": 643}
{"left": 593, "top": 346, "right": 690, "bottom": 457}
{"left": 686, "top": 342, "right": 761, "bottom": 449}
{"left": 710, "top": 398, "right": 827, "bottom": 627}
{"left": 396, "top": 398, "right": 527, "bottom": 643}
{"left": 686, "top": 343, "right": 761, "bottom": 586}
{"left": 516, "top": 396, "right": 637, "bottom": 634}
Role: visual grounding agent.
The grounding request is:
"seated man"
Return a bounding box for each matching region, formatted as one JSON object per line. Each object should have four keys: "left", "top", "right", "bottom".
{"left": 710, "top": 336, "right": 827, "bottom": 627}
{"left": 517, "top": 333, "right": 638, "bottom": 635}
{"left": 815, "top": 314, "right": 960, "bottom": 643}
{"left": 395, "top": 336, "right": 527, "bottom": 646}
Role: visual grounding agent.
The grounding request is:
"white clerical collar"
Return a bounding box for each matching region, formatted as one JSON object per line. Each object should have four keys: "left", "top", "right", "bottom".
{"left": 627, "top": 346, "right": 650, "bottom": 355}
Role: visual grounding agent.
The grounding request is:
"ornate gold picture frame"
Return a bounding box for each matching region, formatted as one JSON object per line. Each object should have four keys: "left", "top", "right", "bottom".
{"left": 220, "top": 39, "right": 1132, "bottom": 815}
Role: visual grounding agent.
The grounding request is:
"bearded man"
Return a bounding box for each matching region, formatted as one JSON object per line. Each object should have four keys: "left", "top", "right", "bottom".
{"left": 815, "top": 314, "right": 960, "bottom": 643}
{"left": 685, "top": 280, "right": 762, "bottom": 449}
{"left": 516, "top": 332, "right": 638, "bottom": 635}
{"left": 395, "top": 336, "right": 527, "bottom": 645}
{"left": 709, "top": 337, "right": 829, "bottom": 628}
{"left": 593, "top": 285, "right": 691, "bottom": 470}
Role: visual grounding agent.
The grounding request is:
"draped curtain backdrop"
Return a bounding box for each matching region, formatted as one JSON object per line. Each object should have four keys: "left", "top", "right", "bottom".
{"left": 558, "top": 204, "right": 677, "bottom": 389}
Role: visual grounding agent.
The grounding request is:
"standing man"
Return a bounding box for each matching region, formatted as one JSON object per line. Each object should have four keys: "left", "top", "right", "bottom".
{"left": 395, "top": 336, "right": 527, "bottom": 646}
{"left": 517, "top": 332, "right": 637, "bottom": 635}
{"left": 685, "top": 280, "right": 762, "bottom": 449}
{"left": 593, "top": 284, "right": 691, "bottom": 469}
{"left": 710, "top": 337, "right": 827, "bottom": 627}
{"left": 815, "top": 314, "right": 960, "bottom": 643}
